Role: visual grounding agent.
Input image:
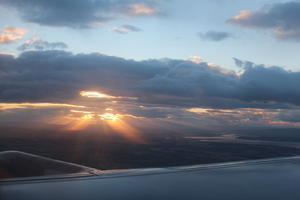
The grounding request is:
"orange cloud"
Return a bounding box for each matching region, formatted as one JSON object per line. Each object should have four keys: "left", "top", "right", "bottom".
{"left": 129, "top": 3, "right": 158, "bottom": 15}
{"left": 188, "top": 56, "right": 202, "bottom": 64}
{"left": 0, "top": 52, "right": 15, "bottom": 56}
{"left": 0, "top": 103, "right": 84, "bottom": 110}
{"left": 231, "top": 10, "right": 252, "bottom": 20}
{"left": 0, "top": 27, "right": 27, "bottom": 44}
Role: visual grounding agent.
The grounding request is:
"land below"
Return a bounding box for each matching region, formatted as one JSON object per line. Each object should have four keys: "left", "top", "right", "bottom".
{"left": 1, "top": 127, "right": 300, "bottom": 169}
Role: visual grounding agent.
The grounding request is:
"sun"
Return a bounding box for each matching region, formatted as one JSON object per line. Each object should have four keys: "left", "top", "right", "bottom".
{"left": 79, "top": 91, "right": 115, "bottom": 99}
{"left": 61, "top": 110, "right": 145, "bottom": 143}
{"left": 98, "top": 113, "right": 119, "bottom": 121}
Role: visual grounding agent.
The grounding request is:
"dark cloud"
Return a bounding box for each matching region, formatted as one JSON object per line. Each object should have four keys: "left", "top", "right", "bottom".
{"left": 18, "top": 38, "right": 68, "bottom": 51}
{"left": 1, "top": 51, "right": 300, "bottom": 109}
{"left": 127, "top": 107, "right": 185, "bottom": 118}
{"left": 233, "top": 57, "right": 243, "bottom": 68}
{"left": 198, "top": 31, "right": 233, "bottom": 41}
{"left": 0, "top": 50, "right": 168, "bottom": 103}
{"left": 137, "top": 59, "right": 300, "bottom": 108}
{"left": 233, "top": 58, "right": 300, "bottom": 106}
{"left": 233, "top": 57, "right": 254, "bottom": 69}
{"left": 278, "top": 110, "right": 300, "bottom": 123}
{"left": 112, "top": 24, "right": 142, "bottom": 34}
{"left": 0, "top": 0, "right": 160, "bottom": 29}
{"left": 0, "top": 107, "right": 67, "bottom": 126}
{"left": 228, "top": 1, "right": 300, "bottom": 40}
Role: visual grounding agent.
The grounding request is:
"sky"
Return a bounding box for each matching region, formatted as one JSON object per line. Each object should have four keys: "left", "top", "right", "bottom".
{"left": 1, "top": 0, "right": 300, "bottom": 142}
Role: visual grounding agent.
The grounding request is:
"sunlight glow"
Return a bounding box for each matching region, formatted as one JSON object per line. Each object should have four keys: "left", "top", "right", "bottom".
{"left": 80, "top": 91, "right": 115, "bottom": 98}
{"left": 105, "top": 117, "right": 146, "bottom": 143}
{"left": 80, "top": 90, "right": 138, "bottom": 101}
{"left": 187, "top": 108, "right": 210, "bottom": 113}
{"left": 70, "top": 110, "right": 93, "bottom": 114}
{"left": 99, "top": 113, "right": 119, "bottom": 121}
{"left": 64, "top": 114, "right": 94, "bottom": 131}
{"left": 61, "top": 109, "right": 146, "bottom": 143}
{"left": 81, "top": 114, "right": 94, "bottom": 120}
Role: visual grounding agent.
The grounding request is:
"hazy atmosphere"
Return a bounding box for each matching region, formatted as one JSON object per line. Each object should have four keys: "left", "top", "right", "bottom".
{"left": 1, "top": 0, "right": 300, "bottom": 169}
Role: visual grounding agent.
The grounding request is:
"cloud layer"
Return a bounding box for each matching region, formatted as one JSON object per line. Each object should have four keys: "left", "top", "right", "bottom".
{"left": 228, "top": 1, "right": 300, "bottom": 40}
{"left": 18, "top": 38, "right": 68, "bottom": 51}
{"left": 112, "top": 24, "right": 142, "bottom": 34}
{"left": 1, "top": 50, "right": 300, "bottom": 110}
{"left": 0, "top": 0, "right": 160, "bottom": 29}
{"left": 198, "top": 31, "right": 233, "bottom": 41}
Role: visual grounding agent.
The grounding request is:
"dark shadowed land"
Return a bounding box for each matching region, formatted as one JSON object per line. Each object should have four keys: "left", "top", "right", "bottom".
{"left": 236, "top": 128, "right": 300, "bottom": 142}
{"left": 1, "top": 127, "right": 300, "bottom": 169}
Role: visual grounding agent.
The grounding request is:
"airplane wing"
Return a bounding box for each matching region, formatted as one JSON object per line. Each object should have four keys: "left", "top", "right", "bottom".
{"left": 1, "top": 151, "right": 300, "bottom": 200}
